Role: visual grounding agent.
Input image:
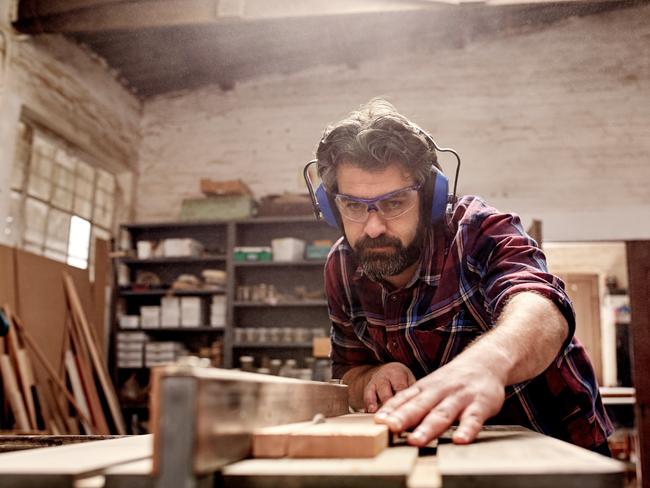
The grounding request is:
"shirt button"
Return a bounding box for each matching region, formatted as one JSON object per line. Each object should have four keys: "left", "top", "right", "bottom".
{"left": 390, "top": 295, "right": 398, "bottom": 302}
{"left": 392, "top": 340, "right": 398, "bottom": 348}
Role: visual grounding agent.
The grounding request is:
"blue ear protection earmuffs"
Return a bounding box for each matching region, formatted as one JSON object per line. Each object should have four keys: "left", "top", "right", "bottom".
{"left": 303, "top": 131, "right": 461, "bottom": 229}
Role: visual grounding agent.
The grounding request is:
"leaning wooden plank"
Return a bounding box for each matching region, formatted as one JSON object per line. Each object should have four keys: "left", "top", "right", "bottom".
{"left": 3, "top": 315, "right": 37, "bottom": 430}
{"left": 63, "top": 273, "right": 126, "bottom": 435}
{"left": 64, "top": 350, "right": 94, "bottom": 435}
{"left": 13, "top": 313, "right": 95, "bottom": 430}
{"left": 66, "top": 316, "right": 110, "bottom": 434}
{"left": 436, "top": 426, "right": 625, "bottom": 488}
{"left": 0, "top": 434, "right": 152, "bottom": 487}
{"left": 253, "top": 413, "right": 388, "bottom": 458}
{"left": 223, "top": 445, "right": 419, "bottom": 488}
{"left": 0, "top": 351, "right": 30, "bottom": 431}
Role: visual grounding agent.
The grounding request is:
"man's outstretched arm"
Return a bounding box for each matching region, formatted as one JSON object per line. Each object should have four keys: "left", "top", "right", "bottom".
{"left": 374, "top": 291, "right": 569, "bottom": 446}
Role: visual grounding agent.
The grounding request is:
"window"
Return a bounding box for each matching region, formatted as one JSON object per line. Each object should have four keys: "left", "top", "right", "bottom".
{"left": 5, "top": 119, "right": 117, "bottom": 270}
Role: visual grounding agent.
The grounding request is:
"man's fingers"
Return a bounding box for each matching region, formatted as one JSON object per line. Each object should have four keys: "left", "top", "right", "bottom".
{"left": 376, "top": 387, "right": 440, "bottom": 432}
{"left": 407, "top": 395, "right": 468, "bottom": 446}
{"left": 376, "top": 380, "right": 394, "bottom": 405}
{"left": 453, "top": 405, "right": 487, "bottom": 444}
{"left": 363, "top": 383, "right": 379, "bottom": 413}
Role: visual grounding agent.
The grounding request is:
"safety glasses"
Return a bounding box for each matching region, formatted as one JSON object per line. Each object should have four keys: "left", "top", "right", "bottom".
{"left": 333, "top": 183, "right": 422, "bottom": 223}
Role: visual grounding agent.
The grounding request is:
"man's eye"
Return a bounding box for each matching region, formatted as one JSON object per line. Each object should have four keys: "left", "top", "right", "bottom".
{"left": 344, "top": 201, "right": 365, "bottom": 211}
{"left": 384, "top": 198, "right": 405, "bottom": 210}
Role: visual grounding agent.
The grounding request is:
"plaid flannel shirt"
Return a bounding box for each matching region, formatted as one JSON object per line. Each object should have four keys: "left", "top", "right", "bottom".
{"left": 325, "top": 195, "right": 613, "bottom": 450}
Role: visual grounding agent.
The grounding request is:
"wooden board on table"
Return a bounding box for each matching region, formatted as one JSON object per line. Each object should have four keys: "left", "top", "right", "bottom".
{"left": 223, "top": 445, "right": 419, "bottom": 488}
{"left": 253, "top": 413, "right": 388, "bottom": 458}
{"left": 436, "top": 426, "right": 625, "bottom": 488}
{"left": 0, "top": 434, "right": 152, "bottom": 487}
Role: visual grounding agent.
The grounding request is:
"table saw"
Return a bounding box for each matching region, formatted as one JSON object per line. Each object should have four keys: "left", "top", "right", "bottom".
{"left": 0, "top": 364, "right": 626, "bottom": 488}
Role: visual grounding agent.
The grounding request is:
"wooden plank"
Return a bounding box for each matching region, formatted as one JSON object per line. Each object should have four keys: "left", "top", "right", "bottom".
{"left": 0, "top": 347, "right": 30, "bottom": 432}
{"left": 436, "top": 427, "right": 625, "bottom": 488}
{"left": 63, "top": 273, "right": 126, "bottom": 435}
{"left": 626, "top": 240, "right": 650, "bottom": 488}
{"left": 0, "top": 434, "right": 152, "bottom": 486}
{"left": 407, "top": 453, "right": 442, "bottom": 488}
{"left": 4, "top": 320, "right": 37, "bottom": 430}
{"left": 66, "top": 316, "right": 110, "bottom": 434}
{"left": 253, "top": 413, "right": 388, "bottom": 458}
{"left": 64, "top": 350, "right": 94, "bottom": 435}
{"left": 223, "top": 445, "right": 419, "bottom": 488}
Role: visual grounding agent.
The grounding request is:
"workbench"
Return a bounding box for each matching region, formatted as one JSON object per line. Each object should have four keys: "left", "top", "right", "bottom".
{"left": 0, "top": 366, "right": 625, "bottom": 488}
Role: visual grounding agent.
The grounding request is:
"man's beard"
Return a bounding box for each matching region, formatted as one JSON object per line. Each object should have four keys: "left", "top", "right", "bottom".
{"left": 353, "top": 223, "right": 426, "bottom": 283}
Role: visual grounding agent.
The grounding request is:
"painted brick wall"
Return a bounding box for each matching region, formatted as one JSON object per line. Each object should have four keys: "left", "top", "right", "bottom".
{"left": 138, "top": 5, "right": 650, "bottom": 241}
{"left": 0, "top": 21, "right": 141, "bottom": 245}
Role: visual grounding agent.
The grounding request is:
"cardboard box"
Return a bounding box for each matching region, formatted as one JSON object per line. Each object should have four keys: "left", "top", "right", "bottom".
{"left": 180, "top": 195, "right": 255, "bottom": 221}
{"left": 200, "top": 178, "right": 253, "bottom": 197}
{"left": 312, "top": 336, "right": 331, "bottom": 358}
{"left": 162, "top": 238, "right": 203, "bottom": 257}
{"left": 161, "top": 296, "right": 181, "bottom": 327}
{"left": 140, "top": 306, "right": 161, "bottom": 328}
{"left": 119, "top": 315, "right": 140, "bottom": 329}
{"left": 181, "top": 296, "right": 202, "bottom": 327}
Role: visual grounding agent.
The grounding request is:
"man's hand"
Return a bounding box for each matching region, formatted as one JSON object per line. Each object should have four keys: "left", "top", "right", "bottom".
{"left": 363, "top": 362, "right": 417, "bottom": 413}
{"left": 374, "top": 356, "right": 506, "bottom": 446}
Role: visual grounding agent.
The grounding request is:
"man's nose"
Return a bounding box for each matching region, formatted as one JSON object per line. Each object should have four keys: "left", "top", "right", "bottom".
{"left": 363, "top": 210, "right": 387, "bottom": 238}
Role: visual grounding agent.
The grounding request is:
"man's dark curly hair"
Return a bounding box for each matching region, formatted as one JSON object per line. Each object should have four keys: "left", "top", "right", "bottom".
{"left": 315, "top": 98, "right": 438, "bottom": 192}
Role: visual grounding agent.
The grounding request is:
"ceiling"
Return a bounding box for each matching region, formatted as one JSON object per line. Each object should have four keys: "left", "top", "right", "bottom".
{"left": 12, "top": 0, "right": 644, "bottom": 99}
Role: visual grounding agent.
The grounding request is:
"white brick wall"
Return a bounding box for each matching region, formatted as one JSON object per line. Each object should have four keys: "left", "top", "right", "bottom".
{"left": 138, "top": 5, "right": 650, "bottom": 241}
{"left": 0, "top": 31, "right": 141, "bottom": 244}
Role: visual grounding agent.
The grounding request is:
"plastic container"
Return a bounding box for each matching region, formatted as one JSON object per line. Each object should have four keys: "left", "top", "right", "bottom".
{"left": 271, "top": 238, "right": 306, "bottom": 262}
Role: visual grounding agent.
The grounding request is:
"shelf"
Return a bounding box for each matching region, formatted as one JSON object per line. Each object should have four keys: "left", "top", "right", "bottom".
{"left": 119, "top": 327, "right": 225, "bottom": 332}
{"left": 119, "top": 288, "right": 225, "bottom": 297}
{"left": 117, "top": 255, "right": 227, "bottom": 264}
{"left": 234, "top": 300, "right": 327, "bottom": 307}
{"left": 234, "top": 260, "right": 326, "bottom": 267}
{"left": 233, "top": 342, "right": 313, "bottom": 348}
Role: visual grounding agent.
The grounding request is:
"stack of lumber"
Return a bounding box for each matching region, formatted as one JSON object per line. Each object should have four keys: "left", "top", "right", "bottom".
{"left": 0, "top": 272, "right": 125, "bottom": 435}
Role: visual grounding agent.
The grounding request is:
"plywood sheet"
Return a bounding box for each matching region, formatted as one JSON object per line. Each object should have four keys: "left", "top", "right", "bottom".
{"left": 14, "top": 249, "right": 93, "bottom": 378}
{"left": 0, "top": 244, "right": 16, "bottom": 310}
{"left": 436, "top": 427, "right": 625, "bottom": 488}
{"left": 253, "top": 413, "right": 388, "bottom": 458}
{"left": 0, "top": 434, "right": 152, "bottom": 486}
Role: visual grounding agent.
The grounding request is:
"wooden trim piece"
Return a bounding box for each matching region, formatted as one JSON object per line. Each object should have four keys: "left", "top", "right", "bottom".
{"left": 253, "top": 414, "right": 388, "bottom": 458}
{"left": 63, "top": 272, "right": 126, "bottom": 434}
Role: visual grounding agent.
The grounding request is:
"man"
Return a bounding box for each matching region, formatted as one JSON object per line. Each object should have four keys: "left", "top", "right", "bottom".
{"left": 312, "top": 98, "right": 612, "bottom": 454}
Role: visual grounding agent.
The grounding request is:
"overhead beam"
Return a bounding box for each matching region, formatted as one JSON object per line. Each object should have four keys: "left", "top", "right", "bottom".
{"left": 12, "top": 0, "right": 437, "bottom": 34}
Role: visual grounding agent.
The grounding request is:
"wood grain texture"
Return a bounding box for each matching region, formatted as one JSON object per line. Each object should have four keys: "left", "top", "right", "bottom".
{"left": 223, "top": 445, "right": 419, "bottom": 488}
{"left": 0, "top": 434, "right": 152, "bottom": 485}
{"left": 63, "top": 273, "right": 126, "bottom": 434}
{"left": 253, "top": 413, "right": 388, "bottom": 458}
{"left": 436, "top": 427, "right": 625, "bottom": 488}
